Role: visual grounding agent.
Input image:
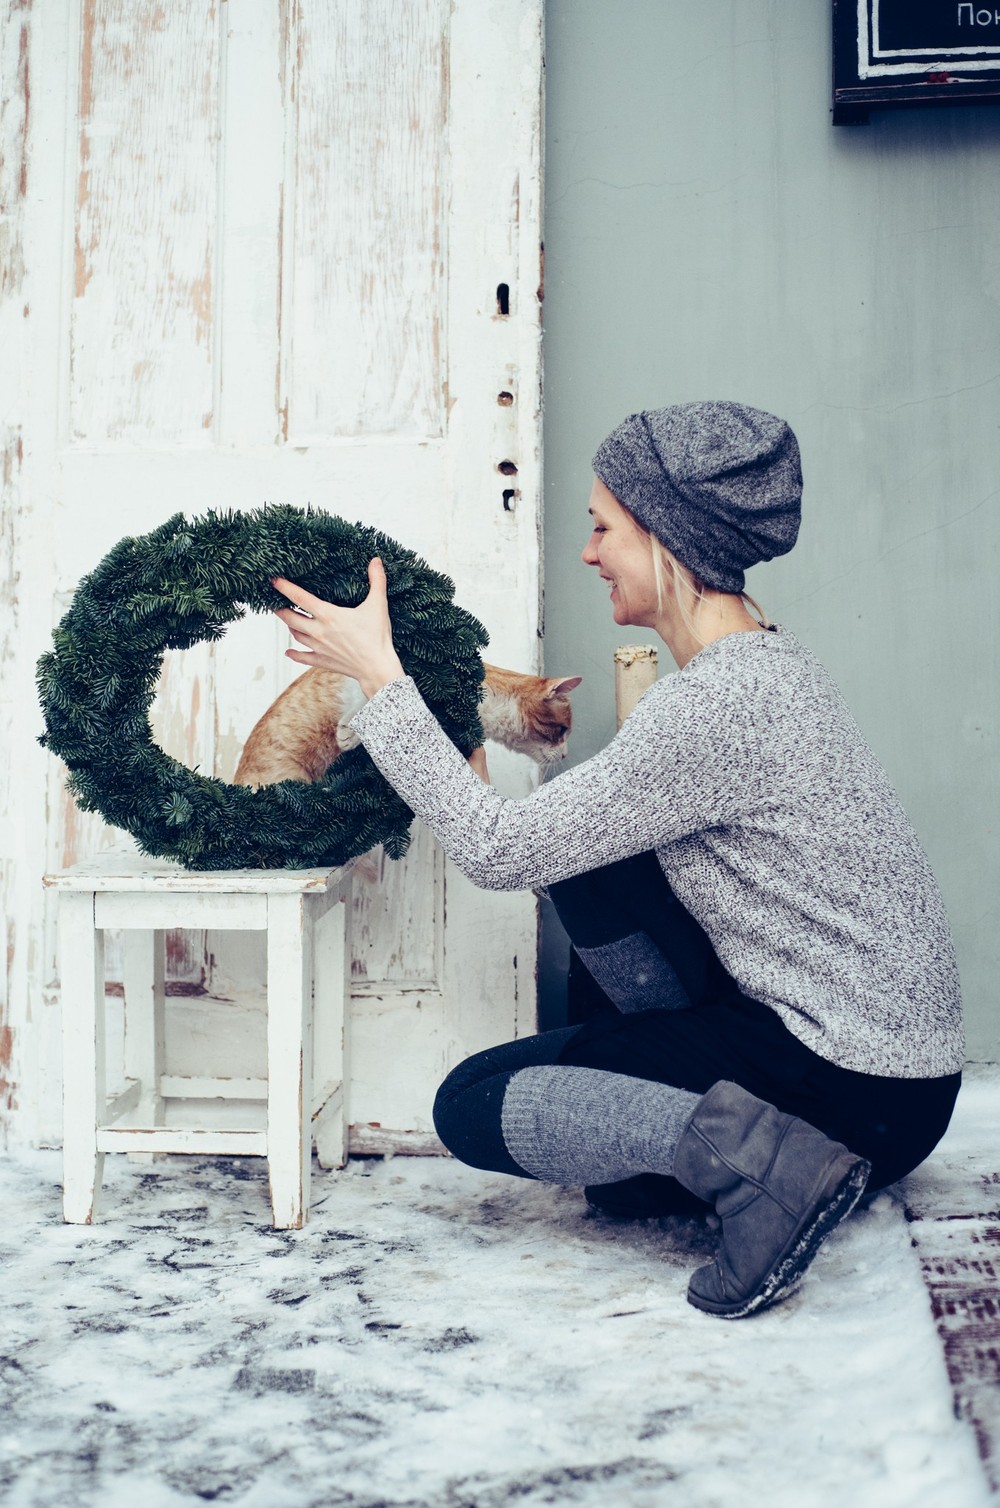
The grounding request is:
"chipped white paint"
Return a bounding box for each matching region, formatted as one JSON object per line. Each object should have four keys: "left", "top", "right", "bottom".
{"left": 122, "top": 928, "right": 165, "bottom": 1128}
{"left": 349, "top": 824, "right": 442, "bottom": 990}
{"left": 71, "top": 0, "right": 220, "bottom": 445}
{"left": 95, "top": 893, "right": 267, "bottom": 930}
{"left": 614, "top": 645, "right": 658, "bottom": 729}
{"left": 44, "top": 855, "right": 350, "bottom": 894}
{"left": 311, "top": 895, "right": 350, "bottom": 1170}
{"left": 0, "top": 0, "right": 34, "bottom": 1147}
{"left": 59, "top": 890, "right": 106, "bottom": 1222}
{"left": 283, "top": 0, "right": 447, "bottom": 440}
{"left": 95, "top": 1126, "right": 267, "bottom": 1154}
{"left": 265, "top": 891, "right": 313, "bottom": 1227}
{"left": 158, "top": 1076, "right": 266, "bottom": 1099}
{"left": 4, "top": 0, "right": 544, "bottom": 1151}
{"left": 0, "top": 425, "right": 24, "bottom": 1138}
{"left": 51, "top": 853, "right": 351, "bottom": 1227}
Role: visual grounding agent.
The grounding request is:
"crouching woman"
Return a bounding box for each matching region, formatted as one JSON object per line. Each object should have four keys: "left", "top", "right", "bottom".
{"left": 273, "top": 401, "right": 963, "bottom": 1320}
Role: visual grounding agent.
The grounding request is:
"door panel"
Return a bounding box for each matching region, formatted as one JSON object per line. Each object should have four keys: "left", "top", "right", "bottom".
{"left": 71, "top": 0, "right": 220, "bottom": 445}
{"left": 286, "top": 0, "right": 447, "bottom": 441}
{"left": 5, "top": 0, "right": 543, "bottom": 1147}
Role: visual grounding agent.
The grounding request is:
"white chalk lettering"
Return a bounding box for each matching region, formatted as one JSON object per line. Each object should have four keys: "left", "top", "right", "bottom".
{"left": 958, "top": 3, "right": 974, "bottom": 20}
{"left": 977, "top": 7, "right": 994, "bottom": 21}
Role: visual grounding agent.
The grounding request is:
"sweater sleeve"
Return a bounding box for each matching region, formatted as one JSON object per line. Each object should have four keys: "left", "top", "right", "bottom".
{"left": 349, "top": 671, "right": 760, "bottom": 892}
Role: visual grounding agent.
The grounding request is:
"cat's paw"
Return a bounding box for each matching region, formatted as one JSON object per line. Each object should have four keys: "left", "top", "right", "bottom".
{"left": 335, "top": 718, "right": 362, "bottom": 752}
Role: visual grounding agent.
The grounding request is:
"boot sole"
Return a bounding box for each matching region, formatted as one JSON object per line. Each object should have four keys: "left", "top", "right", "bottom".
{"left": 687, "top": 1156, "right": 871, "bottom": 1320}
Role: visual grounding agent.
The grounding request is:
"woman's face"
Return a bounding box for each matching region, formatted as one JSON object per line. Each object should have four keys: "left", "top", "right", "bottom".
{"left": 582, "top": 477, "right": 660, "bottom": 628}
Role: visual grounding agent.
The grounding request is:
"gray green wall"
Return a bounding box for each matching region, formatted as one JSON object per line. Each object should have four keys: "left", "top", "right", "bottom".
{"left": 539, "top": 1, "right": 1000, "bottom": 1059}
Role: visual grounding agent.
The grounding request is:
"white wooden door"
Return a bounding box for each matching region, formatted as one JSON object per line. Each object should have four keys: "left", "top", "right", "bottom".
{"left": 1, "top": 0, "right": 543, "bottom": 1148}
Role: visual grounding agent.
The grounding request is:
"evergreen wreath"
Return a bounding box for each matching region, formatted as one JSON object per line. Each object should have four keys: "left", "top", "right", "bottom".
{"left": 36, "top": 505, "right": 489, "bottom": 870}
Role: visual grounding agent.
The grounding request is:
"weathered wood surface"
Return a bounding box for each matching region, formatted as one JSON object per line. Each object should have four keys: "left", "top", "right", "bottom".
{"left": 95, "top": 1127, "right": 267, "bottom": 1155}
{"left": 902, "top": 1074, "right": 1000, "bottom": 1492}
{"left": 312, "top": 899, "right": 349, "bottom": 1169}
{"left": 53, "top": 866, "right": 350, "bottom": 1226}
{"left": 158, "top": 1075, "right": 266, "bottom": 1100}
{"left": 59, "top": 891, "right": 106, "bottom": 1222}
{"left": 122, "top": 928, "right": 165, "bottom": 1127}
{"left": 0, "top": 0, "right": 33, "bottom": 1141}
{"left": 349, "top": 824, "right": 442, "bottom": 990}
{"left": 3, "top": 0, "right": 543, "bottom": 1148}
{"left": 96, "top": 893, "right": 268, "bottom": 931}
{"left": 45, "top": 853, "right": 350, "bottom": 894}
{"left": 284, "top": 0, "right": 446, "bottom": 441}
{"left": 72, "top": 0, "right": 220, "bottom": 444}
{"left": 265, "top": 892, "right": 313, "bottom": 1228}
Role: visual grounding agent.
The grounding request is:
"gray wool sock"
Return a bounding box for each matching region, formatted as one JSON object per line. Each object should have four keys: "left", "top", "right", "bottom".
{"left": 499, "top": 1064, "right": 701, "bottom": 1186}
{"left": 575, "top": 931, "right": 691, "bottom": 1013}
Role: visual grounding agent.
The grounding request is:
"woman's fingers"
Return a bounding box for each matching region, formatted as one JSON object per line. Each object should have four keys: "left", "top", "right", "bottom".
{"left": 274, "top": 604, "right": 317, "bottom": 632}
{"left": 273, "top": 561, "right": 386, "bottom": 618}
{"left": 271, "top": 561, "right": 403, "bottom": 693}
{"left": 273, "top": 614, "right": 320, "bottom": 655}
{"left": 285, "top": 624, "right": 317, "bottom": 648}
{"left": 271, "top": 576, "right": 322, "bottom": 614}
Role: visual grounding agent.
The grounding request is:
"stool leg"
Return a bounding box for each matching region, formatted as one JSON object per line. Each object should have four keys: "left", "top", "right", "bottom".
{"left": 61, "top": 891, "right": 106, "bottom": 1223}
{"left": 123, "top": 929, "right": 166, "bottom": 1161}
{"left": 312, "top": 893, "right": 350, "bottom": 1170}
{"left": 266, "top": 893, "right": 313, "bottom": 1228}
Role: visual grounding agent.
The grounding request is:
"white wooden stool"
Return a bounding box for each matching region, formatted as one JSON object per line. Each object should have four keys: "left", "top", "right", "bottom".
{"left": 44, "top": 854, "right": 352, "bottom": 1229}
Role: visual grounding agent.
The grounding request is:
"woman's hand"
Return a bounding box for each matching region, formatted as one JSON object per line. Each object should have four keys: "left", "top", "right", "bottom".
{"left": 467, "top": 746, "right": 491, "bottom": 783}
{"left": 272, "top": 558, "right": 405, "bottom": 700}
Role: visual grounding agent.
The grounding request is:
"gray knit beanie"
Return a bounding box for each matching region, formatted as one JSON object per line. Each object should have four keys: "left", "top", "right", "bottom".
{"left": 592, "top": 401, "right": 802, "bottom": 594}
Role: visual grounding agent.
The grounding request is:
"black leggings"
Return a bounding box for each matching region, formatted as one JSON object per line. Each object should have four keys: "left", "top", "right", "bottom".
{"left": 433, "top": 853, "right": 961, "bottom": 1193}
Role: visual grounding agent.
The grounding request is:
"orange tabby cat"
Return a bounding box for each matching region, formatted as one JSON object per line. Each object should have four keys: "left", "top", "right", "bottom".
{"left": 234, "top": 663, "right": 582, "bottom": 788}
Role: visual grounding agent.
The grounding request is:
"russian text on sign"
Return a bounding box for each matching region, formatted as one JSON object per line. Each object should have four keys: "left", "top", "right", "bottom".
{"left": 958, "top": 5, "right": 1000, "bottom": 23}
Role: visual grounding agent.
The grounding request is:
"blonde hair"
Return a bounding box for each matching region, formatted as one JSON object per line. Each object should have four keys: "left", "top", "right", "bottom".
{"left": 628, "top": 512, "right": 770, "bottom": 644}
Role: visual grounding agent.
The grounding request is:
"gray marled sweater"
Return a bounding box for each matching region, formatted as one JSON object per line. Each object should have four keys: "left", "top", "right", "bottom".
{"left": 350, "top": 627, "right": 964, "bottom": 1079}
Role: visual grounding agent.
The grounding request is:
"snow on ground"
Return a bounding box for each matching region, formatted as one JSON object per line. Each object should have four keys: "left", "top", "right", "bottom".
{"left": 0, "top": 1111, "right": 990, "bottom": 1508}
{"left": 896, "top": 1068, "right": 1000, "bottom": 1492}
{"left": 902, "top": 1067, "right": 999, "bottom": 1219}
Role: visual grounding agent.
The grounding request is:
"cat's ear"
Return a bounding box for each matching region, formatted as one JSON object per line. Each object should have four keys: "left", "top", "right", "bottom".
{"left": 544, "top": 675, "right": 582, "bottom": 699}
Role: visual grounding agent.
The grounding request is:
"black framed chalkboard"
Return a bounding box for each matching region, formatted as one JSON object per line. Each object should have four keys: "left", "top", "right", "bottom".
{"left": 834, "top": 0, "right": 1000, "bottom": 123}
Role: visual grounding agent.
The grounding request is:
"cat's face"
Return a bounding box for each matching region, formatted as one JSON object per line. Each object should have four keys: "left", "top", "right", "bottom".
{"left": 521, "top": 677, "right": 581, "bottom": 765}
{"left": 476, "top": 663, "right": 582, "bottom": 766}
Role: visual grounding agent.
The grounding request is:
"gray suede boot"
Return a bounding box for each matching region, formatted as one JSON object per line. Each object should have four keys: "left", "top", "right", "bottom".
{"left": 672, "top": 1081, "right": 871, "bottom": 1319}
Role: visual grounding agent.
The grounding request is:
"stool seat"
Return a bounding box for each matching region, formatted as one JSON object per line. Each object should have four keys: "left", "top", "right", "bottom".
{"left": 44, "top": 852, "right": 352, "bottom": 1228}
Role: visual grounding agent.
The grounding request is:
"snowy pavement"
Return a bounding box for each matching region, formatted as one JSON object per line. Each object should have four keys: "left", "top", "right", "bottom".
{"left": 1, "top": 1082, "right": 994, "bottom": 1508}
{"left": 900, "top": 1068, "right": 1000, "bottom": 1494}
